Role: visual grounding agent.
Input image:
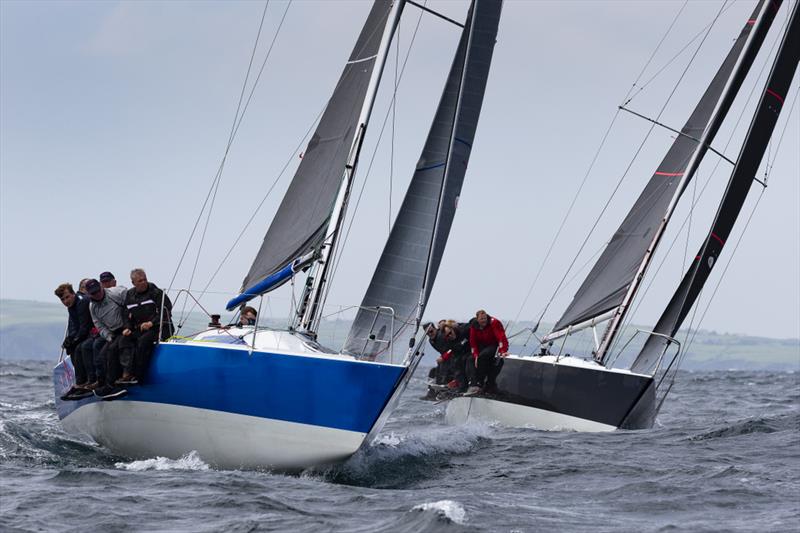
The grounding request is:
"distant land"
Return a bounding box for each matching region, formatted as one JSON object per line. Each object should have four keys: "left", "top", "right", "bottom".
{"left": 1, "top": 299, "right": 797, "bottom": 370}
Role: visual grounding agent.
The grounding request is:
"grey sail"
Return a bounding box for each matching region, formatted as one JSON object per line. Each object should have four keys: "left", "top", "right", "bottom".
{"left": 552, "top": 0, "right": 777, "bottom": 333}
{"left": 632, "top": 0, "right": 800, "bottom": 374}
{"left": 237, "top": 1, "right": 393, "bottom": 299}
{"left": 343, "top": 0, "right": 502, "bottom": 359}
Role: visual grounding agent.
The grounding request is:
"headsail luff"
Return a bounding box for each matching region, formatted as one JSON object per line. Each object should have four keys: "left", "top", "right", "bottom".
{"left": 632, "top": 0, "right": 800, "bottom": 374}
{"left": 343, "top": 0, "right": 502, "bottom": 360}
{"left": 227, "top": 1, "right": 393, "bottom": 311}
{"left": 551, "top": 0, "right": 780, "bottom": 335}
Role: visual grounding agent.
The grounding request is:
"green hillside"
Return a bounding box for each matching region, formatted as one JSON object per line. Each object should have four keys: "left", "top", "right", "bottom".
{"left": 1, "top": 299, "right": 797, "bottom": 370}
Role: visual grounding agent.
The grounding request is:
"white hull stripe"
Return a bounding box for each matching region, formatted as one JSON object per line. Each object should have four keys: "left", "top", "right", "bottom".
{"left": 444, "top": 397, "right": 617, "bottom": 432}
{"left": 63, "top": 400, "right": 366, "bottom": 471}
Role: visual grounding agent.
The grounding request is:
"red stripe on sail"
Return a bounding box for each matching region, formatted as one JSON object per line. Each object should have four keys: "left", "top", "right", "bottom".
{"left": 654, "top": 171, "right": 685, "bottom": 177}
{"left": 766, "top": 88, "right": 785, "bottom": 104}
{"left": 747, "top": 19, "right": 757, "bottom": 25}
{"left": 710, "top": 233, "right": 725, "bottom": 246}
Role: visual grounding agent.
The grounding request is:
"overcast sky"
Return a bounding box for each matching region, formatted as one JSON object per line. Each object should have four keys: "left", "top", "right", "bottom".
{"left": 1, "top": 0, "right": 798, "bottom": 340}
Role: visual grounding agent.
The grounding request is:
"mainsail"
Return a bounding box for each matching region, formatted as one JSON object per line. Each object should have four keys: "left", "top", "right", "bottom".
{"left": 550, "top": 0, "right": 779, "bottom": 336}
{"left": 227, "top": 1, "right": 393, "bottom": 310}
{"left": 343, "top": 0, "right": 502, "bottom": 359}
{"left": 633, "top": 0, "right": 800, "bottom": 374}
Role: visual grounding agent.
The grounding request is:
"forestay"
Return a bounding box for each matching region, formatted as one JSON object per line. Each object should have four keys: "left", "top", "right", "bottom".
{"left": 633, "top": 1, "right": 800, "bottom": 373}
{"left": 552, "top": 0, "right": 778, "bottom": 333}
{"left": 343, "top": 0, "right": 502, "bottom": 360}
{"left": 231, "top": 1, "right": 394, "bottom": 308}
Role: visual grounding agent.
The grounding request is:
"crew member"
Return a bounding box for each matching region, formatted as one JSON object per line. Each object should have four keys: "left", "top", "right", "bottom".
{"left": 120, "top": 268, "right": 173, "bottom": 385}
{"left": 466, "top": 310, "right": 508, "bottom": 395}
{"left": 86, "top": 278, "right": 129, "bottom": 400}
{"left": 55, "top": 283, "right": 95, "bottom": 400}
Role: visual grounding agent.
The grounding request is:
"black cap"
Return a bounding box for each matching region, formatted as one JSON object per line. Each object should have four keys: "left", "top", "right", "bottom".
{"left": 99, "top": 271, "right": 115, "bottom": 282}
{"left": 85, "top": 279, "right": 102, "bottom": 295}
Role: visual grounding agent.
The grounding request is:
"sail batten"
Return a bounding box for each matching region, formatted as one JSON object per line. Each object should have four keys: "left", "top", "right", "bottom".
{"left": 550, "top": 0, "right": 780, "bottom": 338}
{"left": 227, "top": 1, "right": 394, "bottom": 311}
{"left": 633, "top": 0, "right": 799, "bottom": 374}
{"left": 344, "top": 0, "right": 502, "bottom": 359}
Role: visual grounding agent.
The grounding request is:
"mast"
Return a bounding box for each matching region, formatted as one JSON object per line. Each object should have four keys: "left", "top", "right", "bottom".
{"left": 297, "top": 0, "right": 406, "bottom": 334}
{"left": 343, "top": 0, "right": 502, "bottom": 360}
{"left": 633, "top": 0, "right": 800, "bottom": 373}
{"left": 413, "top": 2, "right": 478, "bottom": 331}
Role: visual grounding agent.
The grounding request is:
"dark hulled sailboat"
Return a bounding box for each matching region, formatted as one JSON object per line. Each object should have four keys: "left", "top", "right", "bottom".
{"left": 447, "top": 0, "right": 799, "bottom": 431}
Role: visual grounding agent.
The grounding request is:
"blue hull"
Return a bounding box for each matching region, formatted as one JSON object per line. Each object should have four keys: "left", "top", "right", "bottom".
{"left": 54, "top": 342, "right": 407, "bottom": 435}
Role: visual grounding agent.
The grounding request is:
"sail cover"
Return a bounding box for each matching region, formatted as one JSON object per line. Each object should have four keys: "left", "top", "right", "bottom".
{"left": 633, "top": 1, "right": 799, "bottom": 374}
{"left": 343, "top": 0, "right": 502, "bottom": 359}
{"left": 552, "top": 0, "right": 777, "bottom": 333}
{"left": 235, "top": 1, "right": 393, "bottom": 304}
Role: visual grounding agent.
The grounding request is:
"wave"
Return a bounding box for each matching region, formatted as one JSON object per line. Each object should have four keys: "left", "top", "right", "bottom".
{"left": 411, "top": 500, "right": 467, "bottom": 525}
{"left": 689, "top": 412, "right": 799, "bottom": 441}
{"left": 114, "top": 450, "right": 209, "bottom": 472}
{"left": 310, "top": 422, "right": 493, "bottom": 488}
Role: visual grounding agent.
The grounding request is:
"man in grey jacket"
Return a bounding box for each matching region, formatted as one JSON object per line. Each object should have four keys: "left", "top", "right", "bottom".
{"left": 86, "top": 278, "right": 128, "bottom": 400}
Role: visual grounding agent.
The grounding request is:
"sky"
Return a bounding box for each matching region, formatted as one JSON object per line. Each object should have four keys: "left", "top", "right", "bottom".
{"left": 1, "top": 0, "right": 798, "bottom": 341}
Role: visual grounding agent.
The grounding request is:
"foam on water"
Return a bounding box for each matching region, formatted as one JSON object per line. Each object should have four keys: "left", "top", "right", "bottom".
{"left": 114, "top": 450, "right": 209, "bottom": 472}
{"left": 411, "top": 500, "right": 467, "bottom": 524}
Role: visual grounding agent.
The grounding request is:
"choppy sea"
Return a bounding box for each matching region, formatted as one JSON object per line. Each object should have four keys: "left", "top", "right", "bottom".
{"left": 0, "top": 359, "right": 798, "bottom": 532}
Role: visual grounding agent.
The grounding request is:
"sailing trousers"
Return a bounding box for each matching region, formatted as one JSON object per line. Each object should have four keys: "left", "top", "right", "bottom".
{"left": 472, "top": 344, "right": 503, "bottom": 390}
{"left": 119, "top": 328, "right": 158, "bottom": 382}
{"left": 89, "top": 336, "right": 106, "bottom": 384}
{"left": 101, "top": 331, "right": 125, "bottom": 384}
{"left": 71, "top": 338, "right": 95, "bottom": 385}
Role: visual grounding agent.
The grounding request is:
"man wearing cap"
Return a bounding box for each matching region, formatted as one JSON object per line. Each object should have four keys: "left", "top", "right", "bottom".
{"left": 86, "top": 278, "right": 129, "bottom": 400}
{"left": 99, "top": 271, "right": 117, "bottom": 289}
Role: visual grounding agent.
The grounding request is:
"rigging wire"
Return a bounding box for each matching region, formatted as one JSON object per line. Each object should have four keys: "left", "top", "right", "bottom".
{"left": 169, "top": 1, "right": 272, "bottom": 296}
{"left": 175, "top": 1, "right": 273, "bottom": 326}
{"left": 606, "top": 13, "right": 789, "bottom": 361}
{"left": 539, "top": 0, "right": 727, "bottom": 345}
{"left": 507, "top": 0, "right": 691, "bottom": 336}
{"left": 171, "top": 1, "right": 294, "bottom": 326}
{"left": 682, "top": 85, "right": 799, "bottom": 357}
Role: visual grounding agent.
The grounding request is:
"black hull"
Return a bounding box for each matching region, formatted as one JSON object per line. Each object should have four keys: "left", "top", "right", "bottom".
{"left": 454, "top": 357, "right": 655, "bottom": 430}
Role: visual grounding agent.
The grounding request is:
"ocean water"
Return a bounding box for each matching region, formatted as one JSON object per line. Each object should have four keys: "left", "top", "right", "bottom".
{"left": 0, "top": 359, "right": 798, "bottom": 532}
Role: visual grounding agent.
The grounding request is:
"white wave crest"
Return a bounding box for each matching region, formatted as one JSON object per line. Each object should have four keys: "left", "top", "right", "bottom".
{"left": 412, "top": 500, "right": 467, "bottom": 524}
{"left": 114, "top": 450, "right": 209, "bottom": 471}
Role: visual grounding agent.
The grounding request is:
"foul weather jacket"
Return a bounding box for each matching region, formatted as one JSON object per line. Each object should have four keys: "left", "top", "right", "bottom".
{"left": 124, "top": 282, "right": 173, "bottom": 337}
{"left": 469, "top": 316, "right": 509, "bottom": 360}
{"left": 90, "top": 286, "right": 127, "bottom": 342}
{"left": 64, "top": 293, "right": 93, "bottom": 352}
{"left": 440, "top": 322, "right": 471, "bottom": 362}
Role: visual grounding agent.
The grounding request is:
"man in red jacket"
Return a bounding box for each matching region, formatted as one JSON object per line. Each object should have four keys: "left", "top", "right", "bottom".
{"left": 466, "top": 310, "right": 508, "bottom": 395}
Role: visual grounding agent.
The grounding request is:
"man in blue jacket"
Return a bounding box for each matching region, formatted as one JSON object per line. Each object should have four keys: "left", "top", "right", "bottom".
{"left": 55, "top": 283, "right": 95, "bottom": 400}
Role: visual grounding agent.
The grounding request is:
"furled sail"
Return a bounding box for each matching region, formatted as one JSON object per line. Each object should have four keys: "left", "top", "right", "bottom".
{"left": 633, "top": 1, "right": 799, "bottom": 374}
{"left": 552, "top": 0, "right": 779, "bottom": 333}
{"left": 227, "top": 1, "right": 393, "bottom": 310}
{"left": 343, "top": 0, "right": 502, "bottom": 359}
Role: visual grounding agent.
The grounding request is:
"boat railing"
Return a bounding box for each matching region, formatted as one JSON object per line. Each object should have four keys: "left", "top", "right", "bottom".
{"left": 158, "top": 289, "right": 404, "bottom": 361}
{"left": 609, "top": 328, "right": 681, "bottom": 376}
{"left": 322, "top": 305, "right": 399, "bottom": 363}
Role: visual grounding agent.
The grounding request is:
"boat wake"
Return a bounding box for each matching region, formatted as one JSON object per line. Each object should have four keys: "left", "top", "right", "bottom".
{"left": 114, "top": 450, "right": 210, "bottom": 472}
{"left": 310, "top": 422, "right": 493, "bottom": 488}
